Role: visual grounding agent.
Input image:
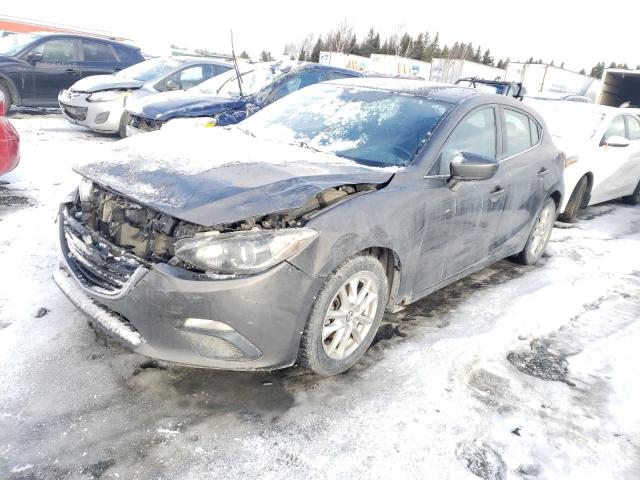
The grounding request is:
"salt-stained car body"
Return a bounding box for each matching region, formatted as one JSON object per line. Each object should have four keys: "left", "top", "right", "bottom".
{"left": 58, "top": 57, "right": 231, "bottom": 137}
{"left": 124, "top": 61, "right": 363, "bottom": 135}
{"left": 0, "top": 92, "right": 19, "bottom": 176}
{"left": 54, "top": 79, "right": 564, "bottom": 375}
{"left": 529, "top": 100, "right": 640, "bottom": 222}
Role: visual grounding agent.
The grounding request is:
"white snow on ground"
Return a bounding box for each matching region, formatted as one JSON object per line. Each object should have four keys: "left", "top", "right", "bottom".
{"left": 0, "top": 114, "right": 639, "bottom": 480}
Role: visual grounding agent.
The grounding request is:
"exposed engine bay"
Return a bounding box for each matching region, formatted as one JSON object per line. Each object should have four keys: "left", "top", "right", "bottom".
{"left": 67, "top": 181, "right": 380, "bottom": 269}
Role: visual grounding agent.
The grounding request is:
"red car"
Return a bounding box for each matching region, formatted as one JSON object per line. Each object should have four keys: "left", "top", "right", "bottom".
{"left": 0, "top": 92, "right": 19, "bottom": 176}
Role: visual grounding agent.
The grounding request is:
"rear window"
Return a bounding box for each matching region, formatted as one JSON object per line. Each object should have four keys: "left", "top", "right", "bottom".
{"left": 113, "top": 44, "right": 140, "bottom": 63}
{"left": 504, "top": 109, "right": 536, "bottom": 156}
{"left": 82, "top": 40, "right": 116, "bottom": 62}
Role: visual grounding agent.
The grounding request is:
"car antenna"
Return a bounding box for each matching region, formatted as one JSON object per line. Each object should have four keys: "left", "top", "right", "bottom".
{"left": 230, "top": 30, "right": 244, "bottom": 97}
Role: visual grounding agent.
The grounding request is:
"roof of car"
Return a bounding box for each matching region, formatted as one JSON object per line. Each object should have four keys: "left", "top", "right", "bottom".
{"left": 31, "top": 31, "right": 140, "bottom": 48}
{"left": 525, "top": 98, "right": 623, "bottom": 117}
{"left": 325, "top": 77, "right": 483, "bottom": 103}
{"left": 164, "top": 56, "right": 231, "bottom": 66}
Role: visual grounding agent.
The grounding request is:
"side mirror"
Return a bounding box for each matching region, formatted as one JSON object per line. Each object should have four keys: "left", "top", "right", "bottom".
{"left": 0, "top": 91, "right": 5, "bottom": 116}
{"left": 165, "top": 79, "right": 181, "bottom": 91}
{"left": 27, "top": 51, "right": 43, "bottom": 63}
{"left": 450, "top": 152, "right": 499, "bottom": 181}
{"left": 603, "top": 135, "right": 630, "bottom": 148}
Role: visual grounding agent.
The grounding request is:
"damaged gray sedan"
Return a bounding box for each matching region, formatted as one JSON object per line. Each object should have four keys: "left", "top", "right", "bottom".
{"left": 54, "top": 78, "right": 564, "bottom": 375}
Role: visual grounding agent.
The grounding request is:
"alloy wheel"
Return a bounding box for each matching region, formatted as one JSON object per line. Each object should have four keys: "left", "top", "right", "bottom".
{"left": 322, "top": 272, "right": 379, "bottom": 360}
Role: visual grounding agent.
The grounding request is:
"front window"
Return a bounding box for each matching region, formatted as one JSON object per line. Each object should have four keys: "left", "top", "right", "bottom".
{"left": 604, "top": 116, "right": 626, "bottom": 141}
{"left": 434, "top": 107, "right": 496, "bottom": 175}
{"left": 0, "top": 32, "right": 43, "bottom": 56}
{"left": 31, "top": 39, "right": 75, "bottom": 62}
{"left": 117, "top": 58, "right": 184, "bottom": 82}
{"left": 240, "top": 83, "right": 451, "bottom": 167}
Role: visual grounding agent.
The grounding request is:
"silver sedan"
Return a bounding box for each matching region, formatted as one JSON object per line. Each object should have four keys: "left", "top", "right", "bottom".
{"left": 58, "top": 57, "right": 231, "bottom": 136}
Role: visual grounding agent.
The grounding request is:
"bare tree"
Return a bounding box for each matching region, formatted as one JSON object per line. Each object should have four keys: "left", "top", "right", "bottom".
{"left": 325, "top": 19, "right": 355, "bottom": 53}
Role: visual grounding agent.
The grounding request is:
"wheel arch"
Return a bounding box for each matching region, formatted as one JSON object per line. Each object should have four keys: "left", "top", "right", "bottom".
{"left": 355, "top": 246, "right": 402, "bottom": 313}
{"left": 0, "top": 74, "right": 20, "bottom": 106}
{"left": 581, "top": 172, "right": 594, "bottom": 208}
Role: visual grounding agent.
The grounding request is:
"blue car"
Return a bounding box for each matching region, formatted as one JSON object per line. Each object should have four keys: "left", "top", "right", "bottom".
{"left": 124, "top": 61, "right": 363, "bottom": 135}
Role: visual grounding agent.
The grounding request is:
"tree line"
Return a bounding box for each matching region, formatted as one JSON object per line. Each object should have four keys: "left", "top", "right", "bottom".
{"left": 279, "top": 22, "right": 640, "bottom": 79}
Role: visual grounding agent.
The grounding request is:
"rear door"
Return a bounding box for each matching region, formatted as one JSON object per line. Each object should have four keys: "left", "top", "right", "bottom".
{"left": 27, "top": 37, "right": 81, "bottom": 106}
{"left": 621, "top": 115, "right": 640, "bottom": 195}
{"left": 79, "top": 39, "right": 121, "bottom": 78}
{"left": 429, "top": 105, "right": 507, "bottom": 279}
{"left": 492, "top": 107, "right": 547, "bottom": 253}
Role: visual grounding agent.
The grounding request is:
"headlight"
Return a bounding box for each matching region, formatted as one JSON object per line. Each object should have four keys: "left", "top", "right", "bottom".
{"left": 78, "top": 177, "right": 95, "bottom": 203}
{"left": 162, "top": 117, "right": 217, "bottom": 132}
{"left": 87, "top": 90, "right": 131, "bottom": 102}
{"left": 174, "top": 228, "right": 318, "bottom": 275}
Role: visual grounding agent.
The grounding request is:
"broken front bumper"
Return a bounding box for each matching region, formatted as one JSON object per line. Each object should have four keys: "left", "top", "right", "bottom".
{"left": 54, "top": 204, "right": 324, "bottom": 370}
{"left": 58, "top": 90, "right": 124, "bottom": 133}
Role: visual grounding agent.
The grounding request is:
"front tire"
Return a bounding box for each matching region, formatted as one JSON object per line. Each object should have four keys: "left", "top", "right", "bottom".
{"left": 299, "top": 255, "right": 389, "bottom": 376}
{"left": 512, "top": 198, "right": 556, "bottom": 266}
{"left": 0, "top": 83, "right": 13, "bottom": 112}
{"left": 622, "top": 180, "right": 640, "bottom": 205}
{"left": 558, "top": 176, "right": 588, "bottom": 223}
{"left": 118, "top": 112, "right": 130, "bottom": 138}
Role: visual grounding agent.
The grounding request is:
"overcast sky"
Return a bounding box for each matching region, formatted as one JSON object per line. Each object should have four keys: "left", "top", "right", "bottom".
{"left": 5, "top": 1, "right": 639, "bottom": 72}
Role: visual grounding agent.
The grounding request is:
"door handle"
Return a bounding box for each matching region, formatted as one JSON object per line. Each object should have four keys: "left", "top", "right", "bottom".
{"left": 489, "top": 187, "right": 505, "bottom": 202}
{"left": 65, "top": 68, "right": 78, "bottom": 74}
{"left": 537, "top": 168, "right": 550, "bottom": 177}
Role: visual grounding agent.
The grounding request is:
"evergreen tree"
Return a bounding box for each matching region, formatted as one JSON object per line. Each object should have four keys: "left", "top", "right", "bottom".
{"left": 579, "top": 68, "right": 586, "bottom": 75}
{"left": 399, "top": 33, "right": 412, "bottom": 57}
{"left": 429, "top": 32, "right": 441, "bottom": 60}
{"left": 608, "top": 61, "right": 617, "bottom": 69}
{"left": 298, "top": 48, "right": 306, "bottom": 61}
{"left": 560, "top": 62, "right": 565, "bottom": 69}
{"left": 590, "top": 62, "right": 605, "bottom": 79}
{"left": 496, "top": 59, "right": 505, "bottom": 69}
{"left": 310, "top": 37, "right": 322, "bottom": 63}
{"left": 259, "top": 51, "right": 273, "bottom": 62}
{"left": 481, "top": 49, "right": 494, "bottom": 66}
{"left": 239, "top": 50, "right": 250, "bottom": 60}
{"left": 473, "top": 45, "right": 482, "bottom": 63}
{"left": 409, "top": 33, "right": 425, "bottom": 60}
{"left": 441, "top": 45, "right": 450, "bottom": 58}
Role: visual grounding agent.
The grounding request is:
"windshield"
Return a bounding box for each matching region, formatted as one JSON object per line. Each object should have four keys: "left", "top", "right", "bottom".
{"left": 0, "top": 33, "right": 43, "bottom": 56}
{"left": 116, "top": 58, "right": 184, "bottom": 81}
{"left": 240, "top": 83, "right": 451, "bottom": 167}
{"left": 195, "top": 65, "right": 281, "bottom": 97}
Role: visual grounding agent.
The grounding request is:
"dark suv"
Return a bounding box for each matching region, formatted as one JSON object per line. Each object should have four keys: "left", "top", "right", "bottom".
{"left": 0, "top": 32, "right": 144, "bottom": 108}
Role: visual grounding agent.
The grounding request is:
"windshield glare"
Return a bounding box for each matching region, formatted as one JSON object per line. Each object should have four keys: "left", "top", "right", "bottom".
{"left": 240, "top": 83, "right": 451, "bottom": 167}
{"left": 195, "top": 65, "right": 281, "bottom": 97}
{"left": 0, "top": 33, "right": 43, "bottom": 56}
{"left": 117, "top": 58, "right": 183, "bottom": 82}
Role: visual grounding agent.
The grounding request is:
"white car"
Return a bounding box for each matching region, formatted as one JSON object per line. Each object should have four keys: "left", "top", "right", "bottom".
{"left": 530, "top": 100, "right": 640, "bottom": 222}
{"left": 58, "top": 57, "right": 231, "bottom": 137}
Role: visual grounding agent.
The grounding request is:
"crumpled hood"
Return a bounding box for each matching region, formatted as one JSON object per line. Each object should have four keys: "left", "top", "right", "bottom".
{"left": 74, "top": 127, "right": 396, "bottom": 226}
{"left": 131, "top": 90, "right": 246, "bottom": 121}
{"left": 70, "top": 75, "right": 143, "bottom": 93}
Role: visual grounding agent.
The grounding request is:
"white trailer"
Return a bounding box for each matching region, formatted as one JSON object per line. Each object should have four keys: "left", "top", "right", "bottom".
{"left": 368, "top": 54, "right": 431, "bottom": 79}
{"left": 318, "top": 51, "right": 370, "bottom": 72}
{"left": 505, "top": 62, "right": 599, "bottom": 100}
{"left": 429, "top": 58, "right": 506, "bottom": 84}
{"left": 596, "top": 69, "right": 640, "bottom": 109}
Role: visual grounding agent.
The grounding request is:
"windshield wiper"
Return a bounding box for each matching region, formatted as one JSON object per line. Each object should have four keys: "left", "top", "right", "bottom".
{"left": 234, "top": 125, "right": 255, "bottom": 138}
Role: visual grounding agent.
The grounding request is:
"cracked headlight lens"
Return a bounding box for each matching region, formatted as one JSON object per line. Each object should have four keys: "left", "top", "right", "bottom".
{"left": 174, "top": 228, "right": 318, "bottom": 275}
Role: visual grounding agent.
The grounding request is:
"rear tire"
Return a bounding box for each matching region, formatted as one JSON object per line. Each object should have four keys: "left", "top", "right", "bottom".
{"left": 298, "top": 255, "right": 388, "bottom": 376}
{"left": 512, "top": 198, "right": 556, "bottom": 266}
{"left": 558, "top": 176, "right": 588, "bottom": 223}
{"left": 622, "top": 180, "right": 640, "bottom": 205}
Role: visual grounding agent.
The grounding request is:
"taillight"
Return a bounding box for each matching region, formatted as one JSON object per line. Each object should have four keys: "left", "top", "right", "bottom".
{"left": 565, "top": 155, "right": 579, "bottom": 168}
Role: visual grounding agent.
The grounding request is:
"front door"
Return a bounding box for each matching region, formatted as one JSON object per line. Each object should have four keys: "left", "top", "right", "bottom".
{"left": 430, "top": 105, "right": 507, "bottom": 279}
{"left": 26, "top": 38, "right": 80, "bottom": 106}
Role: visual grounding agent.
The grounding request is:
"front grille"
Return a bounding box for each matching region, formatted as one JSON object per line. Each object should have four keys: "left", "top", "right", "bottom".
{"left": 61, "top": 207, "right": 144, "bottom": 295}
{"left": 61, "top": 104, "right": 87, "bottom": 121}
{"left": 129, "top": 115, "right": 162, "bottom": 132}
